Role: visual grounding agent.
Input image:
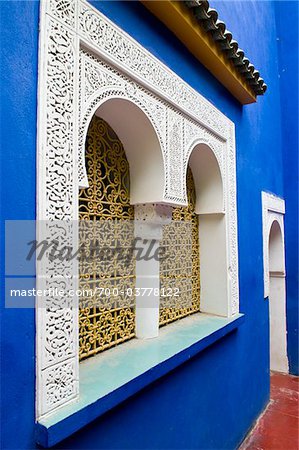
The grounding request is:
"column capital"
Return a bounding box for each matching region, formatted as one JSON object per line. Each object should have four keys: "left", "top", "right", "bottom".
{"left": 134, "top": 203, "right": 172, "bottom": 240}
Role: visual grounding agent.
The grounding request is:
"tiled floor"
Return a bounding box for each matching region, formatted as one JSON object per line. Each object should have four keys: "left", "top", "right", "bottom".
{"left": 239, "top": 372, "right": 299, "bottom": 450}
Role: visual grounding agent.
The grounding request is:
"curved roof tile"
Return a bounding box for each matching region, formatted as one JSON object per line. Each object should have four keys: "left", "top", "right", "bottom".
{"left": 185, "top": 0, "right": 267, "bottom": 95}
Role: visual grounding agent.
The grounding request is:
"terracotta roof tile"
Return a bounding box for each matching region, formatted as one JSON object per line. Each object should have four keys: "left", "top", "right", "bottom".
{"left": 185, "top": 0, "right": 267, "bottom": 95}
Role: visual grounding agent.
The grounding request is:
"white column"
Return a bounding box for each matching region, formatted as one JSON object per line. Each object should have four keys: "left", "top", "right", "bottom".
{"left": 269, "top": 273, "right": 289, "bottom": 373}
{"left": 134, "top": 204, "right": 172, "bottom": 339}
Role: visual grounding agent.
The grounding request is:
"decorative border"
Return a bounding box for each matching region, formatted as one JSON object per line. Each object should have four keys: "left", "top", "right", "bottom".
{"left": 261, "top": 192, "right": 286, "bottom": 298}
{"left": 37, "top": 0, "right": 239, "bottom": 418}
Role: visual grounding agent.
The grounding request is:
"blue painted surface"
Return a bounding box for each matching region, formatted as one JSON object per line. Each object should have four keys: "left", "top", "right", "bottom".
{"left": 0, "top": 1, "right": 39, "bottom": 449}
{"left": 0, "top": 1, "right": 297, "bottom": 449}
{"left": 274, "top": 1, "right": 299, "bottom": 376}
{"left": 37, "top": 314, "right": 244, "bottom": 447}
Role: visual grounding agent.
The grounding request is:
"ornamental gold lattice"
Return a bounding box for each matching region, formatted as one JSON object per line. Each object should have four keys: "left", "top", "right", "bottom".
{"left": 78, "top": 117, "right": 200, "bottom": 360}
{"left": 159, "top": 168, "right": 200, "bottom": 325}
{"left": 79, "top": 116, "right": 135, "bottom": 360}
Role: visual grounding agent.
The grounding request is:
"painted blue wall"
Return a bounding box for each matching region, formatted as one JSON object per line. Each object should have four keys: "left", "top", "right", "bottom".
{"left": 214, "top": 0, "right": 299, "bottom": 377}
{"left": 0, "top": 1, "right": 297, "bottom": 449}
{"left": 274, "top": 1, "right": 299, "bottom": 376}
{"left": 0, "top": 1, "right": 39, "bottom": 449}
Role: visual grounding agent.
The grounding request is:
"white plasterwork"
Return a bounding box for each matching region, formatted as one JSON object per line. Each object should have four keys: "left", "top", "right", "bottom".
{"left": 36, "top": 0, "right": 239, "bottom": 418}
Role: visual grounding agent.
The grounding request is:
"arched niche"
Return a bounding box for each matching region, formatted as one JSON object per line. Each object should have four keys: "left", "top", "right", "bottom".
{"left": 82, "top": 97, "right": 165, "bottom": 205}
{"left": 188, "top": 143, "right": 223, "bottom": 214}
{"left": 187, "top": 143, "right": 228, "bottom": 317}
{"left": 268, "top": 219, "right": 288, "bottom": 372}
{"left": 269, "top": 220, "right": 285, "bottom": 274}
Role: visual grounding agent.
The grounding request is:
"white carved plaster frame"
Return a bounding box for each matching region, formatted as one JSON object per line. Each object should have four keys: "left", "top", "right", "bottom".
{"left": 36, "top": 0, "right": 239, "bottom": 418}
{"left": 262, "top": 192, "right": 286, "bottom": 298}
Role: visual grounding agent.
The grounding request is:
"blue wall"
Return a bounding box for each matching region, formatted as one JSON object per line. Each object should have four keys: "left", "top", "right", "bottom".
{"left": 1, "top": 1, "right": 39, "bottom": 449}
{"left": 1, "top": 1, "right": 297, "bottom": 449}
{"left": 274, "top": 1, "right": 299, "bottom": 376}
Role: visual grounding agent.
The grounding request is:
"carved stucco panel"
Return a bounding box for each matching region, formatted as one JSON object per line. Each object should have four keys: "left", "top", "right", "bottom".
{"left": 39, "top": 358, "right": 78, "bottom": 415}
{"left": 47, "top": 0, "right": 76, "bottom": 27}
{"left": 36, "top": 14, "right": 79, "bottom": 416}
{"left": 78, "top": 49, "right": 167, "bottom": 189}
{"left": 227, "top": 124, "right": 239, "bottom": 315}
{"left": 77, "top": 0, "right": 228, "bottom": 139}
{"left": 164, "top": 109, "right": 184, "bottom": 203}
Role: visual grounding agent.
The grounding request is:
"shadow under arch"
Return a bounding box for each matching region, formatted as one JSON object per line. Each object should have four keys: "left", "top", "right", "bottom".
{"left": 186, "top": 142, "right": 228, "bottom": 316}
{"left": 82, "top": 97, "right": 165, "bottom": 205}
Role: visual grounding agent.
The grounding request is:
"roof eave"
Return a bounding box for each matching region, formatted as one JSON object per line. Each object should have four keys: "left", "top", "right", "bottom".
{"left": 141, "top": 1, "right": 266, "bottom": 105}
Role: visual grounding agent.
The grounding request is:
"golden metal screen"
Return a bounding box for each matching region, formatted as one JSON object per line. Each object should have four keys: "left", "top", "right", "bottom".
{"left": 79, "top": 116, "right": 135, "bottom": 360}
{"left": 159, "top": 168, "right": 200, "bottom": 325}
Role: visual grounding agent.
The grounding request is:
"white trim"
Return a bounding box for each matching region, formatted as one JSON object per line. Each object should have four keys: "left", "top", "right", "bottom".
{"left": 262, "top": 192, "right": 288, "bottom": 373}
{"left": 262, "top": 191, "right": 286, "bottom": 298}
{"left": 36, "top": 0, "right": 239, "bottom": 418}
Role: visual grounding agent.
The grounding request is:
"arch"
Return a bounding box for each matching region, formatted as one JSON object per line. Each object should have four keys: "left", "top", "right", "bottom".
{"left": 186, "top": 142, "right": 224, "bottom": 214}
{"left": 79, "top": 95, "right": 165, "bottom": 205}
{"left": 78, "top": 116, "right": 135, "bottom": 359}
{"left": 268, "top": 218, "right": 288, "bottom": 373}
{"left": 185, "top": 142, "right": 228, "bottom": 317}
{"left": 269, "top": 219, "right": 285, "bottom": 274}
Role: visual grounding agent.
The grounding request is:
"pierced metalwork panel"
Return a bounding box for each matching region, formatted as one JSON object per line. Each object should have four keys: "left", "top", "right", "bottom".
{"left": 79, "top": 116, "right": 135, "bottom": 360}
{"left": 160, "top": 168, "right": 200, "bottom": 325}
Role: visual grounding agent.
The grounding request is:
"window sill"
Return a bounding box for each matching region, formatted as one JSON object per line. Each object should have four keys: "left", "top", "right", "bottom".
{"left": 36, "top": 312, "right": 244, "bottom": 447}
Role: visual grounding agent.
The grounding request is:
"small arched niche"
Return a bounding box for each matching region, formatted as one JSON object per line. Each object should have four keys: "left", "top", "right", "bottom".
{"left": 269, "top": 220, "right": 285, "bottom": 274}
{"left": 268, "top": 219, "right": 288, "bottom": 372}
{"left": 188, "top": 143, "right": 223, "bottom": 214}
{"left": 92, "top": 98, "right": 165, "bottom": 205}
{"left": 187, "top": 143, "right": 229, "bottom": 317}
